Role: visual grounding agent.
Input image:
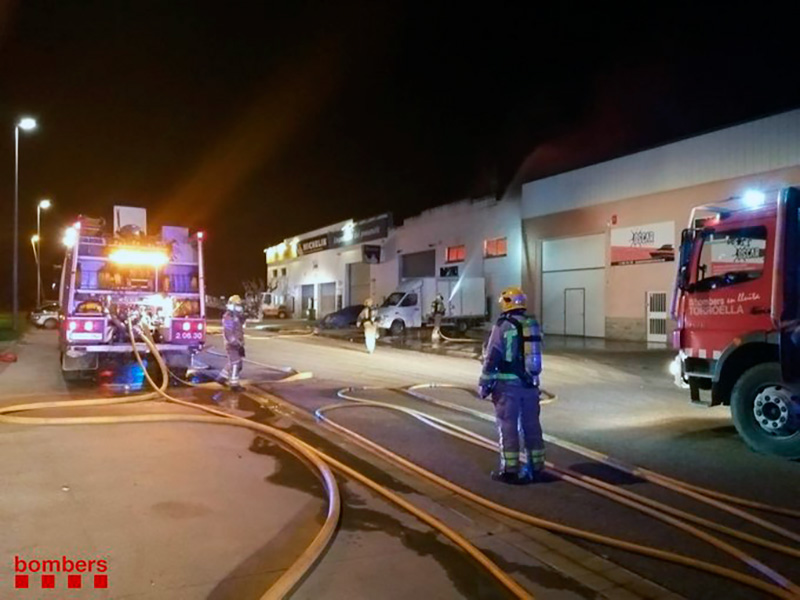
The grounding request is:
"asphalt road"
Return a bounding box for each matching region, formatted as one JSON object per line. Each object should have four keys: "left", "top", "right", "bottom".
{"left": 216, "top": 328, "right": 800, "bottom": 600}
{"left": 2, "top": 331, "right": 603, "bottom": 599}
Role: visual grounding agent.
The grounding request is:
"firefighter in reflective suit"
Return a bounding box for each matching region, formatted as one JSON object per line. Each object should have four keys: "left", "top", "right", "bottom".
{"left": 479, "top": 286, "right": 545, "bottom": 484}
{"left": 431, "top": 293, "right": 446, "bottom": 342}
{"left": 219, "top": 294, "right": 246, "bottom": 387}
{"left": 357, "top": 298, "right": 378, "bottom": 354}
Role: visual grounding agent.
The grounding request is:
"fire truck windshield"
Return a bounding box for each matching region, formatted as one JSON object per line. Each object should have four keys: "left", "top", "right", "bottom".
{"left": 693, "top": 225, "right": 767, "bottom": 292}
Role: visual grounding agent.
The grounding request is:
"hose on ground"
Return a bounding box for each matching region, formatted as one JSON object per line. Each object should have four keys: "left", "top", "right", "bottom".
{"left": 405, "top": 384, "right": 800, "bottom": 526}
{"left": 1, "top": 322, "right": 533, "bottom": 599}
{"left": 326, "top": 394, "right": 800, "bottom": 561}
{"left": 277, "top": 385, "right": 800, "bottom": 599}
{"left": 131, "top": 322, "right": 531, "bottom": 599}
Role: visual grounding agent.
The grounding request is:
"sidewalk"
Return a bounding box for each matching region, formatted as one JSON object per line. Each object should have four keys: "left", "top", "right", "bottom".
{"left": 0, "top": 329, "right": 70, "bottom": 397}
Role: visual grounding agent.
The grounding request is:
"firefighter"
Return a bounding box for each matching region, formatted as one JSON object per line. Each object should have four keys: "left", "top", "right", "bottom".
{"left": 478, "top": 286, "right": 545, "bottom": 484}
{"left": 219, "top": 294, "right": 246, "bottom": 387}
{"left": 431, "top": 293, "right": 446, "bottom": 342}
{"left": 357, "top": 298, "right": 378, "bottom": 354}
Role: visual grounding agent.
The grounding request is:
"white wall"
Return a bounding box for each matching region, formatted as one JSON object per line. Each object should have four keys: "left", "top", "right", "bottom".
{"left": 271, "top": 246, "right": 372, "bottom": 317}
{"left": 384, "top": 197, "right": 523, "bottom": 320}
{"left": 268, "top": 197, "right": 524, "bottom": 321}
{"left": 523, "top": 109, "right": 800, "bottom": 219}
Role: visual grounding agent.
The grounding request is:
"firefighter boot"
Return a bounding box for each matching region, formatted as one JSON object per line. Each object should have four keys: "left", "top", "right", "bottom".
{"left": 520, "top": 450, "right": 547, "bottom": 483}
{"left": 490, "top": 470, "right": 528, "bottom": 485}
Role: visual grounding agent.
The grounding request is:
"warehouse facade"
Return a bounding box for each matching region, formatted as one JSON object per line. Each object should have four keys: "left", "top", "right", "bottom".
{"left": 521, "top": 108, "right": 800, "bottom": 341}
{"left": 264, "top": 197, "right": 523, "bottom": 321}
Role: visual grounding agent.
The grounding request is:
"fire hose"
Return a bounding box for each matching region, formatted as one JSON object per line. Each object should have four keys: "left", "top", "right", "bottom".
{"left": 256, "top": 384, "right": 800, "bottom": 599}
{"left": 0, "top": 322, "right": 531, "bottom": 600}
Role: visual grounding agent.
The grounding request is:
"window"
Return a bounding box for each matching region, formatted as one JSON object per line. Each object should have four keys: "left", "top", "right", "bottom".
{"left": 383, "top": 292, "right": 405, "bottom": 307}
{"left": 695, "top": 226, "right": 767, "bottom": 292}
{"left": 281, "top": 267, "right": 287, "bottom": 276}
{"left": 446, "top": 245, "right": 466, "bottom": 263}
{"left": 440, "top": 266, "right": 458, "bottom": 278}
{"left": 272, "top": 269, "right": 278, "bottom": 278}
{"left": 400, "top": 293, "right": 418, "bottom": 307}
{"left": 484, "top": 237, "right": 507, "bottom": 258}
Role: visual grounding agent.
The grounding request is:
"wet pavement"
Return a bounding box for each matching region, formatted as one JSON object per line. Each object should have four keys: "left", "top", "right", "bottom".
{"left": 234, "top": 329, "right": 800, "bottom": 600}
{"left": 4, "top": 330, "right": 580, "bottom": 599}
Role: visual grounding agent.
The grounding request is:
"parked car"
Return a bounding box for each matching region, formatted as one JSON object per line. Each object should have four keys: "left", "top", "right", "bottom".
{"left": 318, "top": 304, "right": 364, "bottom": 329}
{"left": 29, "top": 302, "right": 60, "bottom": 329}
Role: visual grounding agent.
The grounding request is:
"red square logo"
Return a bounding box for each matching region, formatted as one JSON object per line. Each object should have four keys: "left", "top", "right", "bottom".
{"left": 42, "top": 574, "right": 56, "bottom": 588}
{"left": 94, "top": 574, "right": 108, "bottom": 589}
{"left": 15, "top": 574, "right": 29, "bottom": 589}
{"left": 68, "top": 574, "right": 82, "bottom": 589}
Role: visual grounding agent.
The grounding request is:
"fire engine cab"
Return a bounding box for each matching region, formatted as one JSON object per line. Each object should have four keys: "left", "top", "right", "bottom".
{"left": 672, "top": 187, "right": 800, "bottom": 458}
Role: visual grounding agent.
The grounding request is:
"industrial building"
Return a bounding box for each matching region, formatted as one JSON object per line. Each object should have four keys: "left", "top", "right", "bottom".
{"left": 520, "top": 108, "right": 800, "bottom": 341}
{"left": 265, "top": 108, "right": 800, "bottom": 341}
{"left": 264, "top": 214, "right": 391, "bottom": 319}
{"left": 264, "top": 197, "right": 522, "bottom": 321}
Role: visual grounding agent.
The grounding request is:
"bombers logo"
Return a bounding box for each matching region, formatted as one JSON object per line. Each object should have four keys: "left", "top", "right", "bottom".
{"left": 13, "top": 555, "right": 109, "bottom": 590}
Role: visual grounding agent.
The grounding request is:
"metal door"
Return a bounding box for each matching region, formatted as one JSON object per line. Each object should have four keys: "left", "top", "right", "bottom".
{"left": 646, "top": 291, "right": 668, "bottom": 343}
{"left": 320, "top": 282, "right": 336, "bottom": 317}
{"left": 301, "top": 284, "right": 315, "bottom": 317}
{"left": 347, "top": 262, "right": 370, "bottom": 306}
{"left": 564, "top": 288, "right": 586, "bottom": 336}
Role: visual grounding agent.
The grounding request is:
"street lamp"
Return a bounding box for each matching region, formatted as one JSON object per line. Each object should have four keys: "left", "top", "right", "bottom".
{"left": 30, "top": 235, "right": 40, "bottom": 308}
{"left": 30, "top": 234, "right": 40, "bottom": 261}
{"left": 36, "top": 198, "right": 52, "bottom": 306}
{"left": 13, "top": 116, "right": 37, "bottom": 330}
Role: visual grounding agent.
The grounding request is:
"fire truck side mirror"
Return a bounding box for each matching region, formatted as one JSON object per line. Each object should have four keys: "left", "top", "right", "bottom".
{"left": 677, "top": 229, "right": 695, "bottom": 291}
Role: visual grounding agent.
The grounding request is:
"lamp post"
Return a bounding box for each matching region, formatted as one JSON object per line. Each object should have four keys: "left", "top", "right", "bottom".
{"left": 30, "top": 234, "right": 40, "bottom": 283}
{"left": 36, "top": 199, "right": 51, "bottom": 306}
{"left": 13, "top": 117, "right": 37, "bottom": 330}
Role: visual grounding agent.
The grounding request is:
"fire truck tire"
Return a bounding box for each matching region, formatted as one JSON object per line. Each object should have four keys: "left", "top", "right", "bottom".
{"left": 170, "top": 367, "right": 188, "bottom": 383}
{"left": 730, "top": 362, "right": 800, "bottom": 459}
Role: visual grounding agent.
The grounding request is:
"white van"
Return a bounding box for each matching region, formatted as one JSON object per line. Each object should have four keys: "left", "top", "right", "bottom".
{"left": 375, "top": 277, "right": 486, "bottom": 335}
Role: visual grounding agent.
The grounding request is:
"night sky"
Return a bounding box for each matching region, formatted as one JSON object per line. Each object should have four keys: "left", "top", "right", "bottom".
{"left": 2, "top": 2, "right": 800, "bottom": 304}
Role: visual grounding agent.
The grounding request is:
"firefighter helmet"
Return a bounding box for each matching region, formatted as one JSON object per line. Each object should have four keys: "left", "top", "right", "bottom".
{"left": 499, "top": 286, "right": 527, "bottom": 313}
{"left": 227, "top": 294, "right": 243, "bottom": 306}
{"left": 364, "top": 298, "right": 374, "bottom": 307}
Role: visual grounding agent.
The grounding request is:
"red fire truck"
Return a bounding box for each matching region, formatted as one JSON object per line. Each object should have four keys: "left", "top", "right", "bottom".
{"left": 671, "top": 187, "right": 800, "bottom": 458}
{"left": 59, "top": 207, "right": 206, "bottom": 382}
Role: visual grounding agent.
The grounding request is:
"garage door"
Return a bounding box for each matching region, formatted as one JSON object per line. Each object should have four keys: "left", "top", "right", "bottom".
{"left": 347, "top": 262, "right": 370, "bottom": 306}
{"left": 541, "top": 234, "right": 605, "bottom": 337}
{"left": 319, "top": 282, "right": 336, "bottom": 318}
{"left": 301, "top": 284, "right": 315, "bottom": 318}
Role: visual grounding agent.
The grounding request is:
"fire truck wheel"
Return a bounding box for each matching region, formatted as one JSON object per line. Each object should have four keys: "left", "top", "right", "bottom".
{"left": 730, "top": 362, "right": 800, "bottom": 459}
{"left": 170, "top": 368, "right": 188, "bottom": 384}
